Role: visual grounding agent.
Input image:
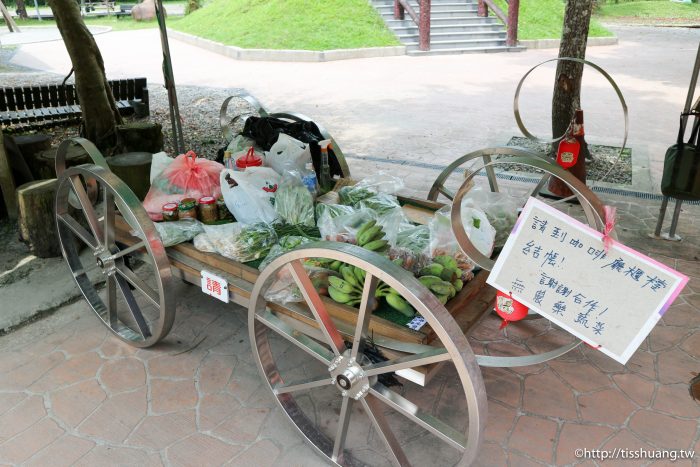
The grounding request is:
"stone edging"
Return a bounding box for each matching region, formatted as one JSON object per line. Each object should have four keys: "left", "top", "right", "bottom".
{"left": 167, "top": 28, "right": 406, "bottom": 62}
{"left": 519, "top": 36, "right": 618, "bottom": 49}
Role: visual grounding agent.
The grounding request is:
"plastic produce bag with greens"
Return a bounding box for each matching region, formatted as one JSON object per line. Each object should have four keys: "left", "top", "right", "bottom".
{"left": 258, "top": 236, "right": 313, "bottom": 271}
{"left": 338, "top": 172, "right": 404, "bottom": 206}
{"left": 153, "top": 219, "right": 204, "bottom": 247}
{"left": 201, "top": 222, "right": 276, "bottom": 262}
{"left": 461, "top": 188, "right": 519, "bottom": 248}
{"left": 275, "top": 171, "right": 315, "bottom": 227}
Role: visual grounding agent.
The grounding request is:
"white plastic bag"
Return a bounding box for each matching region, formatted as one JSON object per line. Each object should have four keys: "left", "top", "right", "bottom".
{"left": 460, "top": 207, "right": 496, "bottom": 257}
{"left": 428, "top": 205, "right": 495, "bottom": 258}
{"left": 220, "top": 167, "right": 280, "bottom": 225}
{"left": 150, "top": 152, "right": 173, "bottom": 184}
{"left": 461, "top": 188, "right": 520, "bottom": 248}
{"left": 265, "top": 134, "right": 312, "bottom": 175}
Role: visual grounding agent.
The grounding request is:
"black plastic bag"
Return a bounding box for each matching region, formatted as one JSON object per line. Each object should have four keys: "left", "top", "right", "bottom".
{"left": 661, "top": 113, "right": 700, "bottom": 200}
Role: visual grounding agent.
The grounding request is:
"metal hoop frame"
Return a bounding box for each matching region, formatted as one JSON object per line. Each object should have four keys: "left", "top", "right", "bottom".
{"left": 219, "top": 93, "right": 352, "bottom": 178}
{"left": 249, "top": 242, "right": 487, "bottom": 466}
{"left": 55, "top": 164, "right": 175, "bottom": 347}
{"left": 55, "top": 137, "right": 110, "bottom": 209}
{"left": 513, "top": 56, "right": 629, "bottom": 147}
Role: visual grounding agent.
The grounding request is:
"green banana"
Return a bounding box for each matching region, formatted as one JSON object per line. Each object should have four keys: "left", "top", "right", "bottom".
{"left": 419, "top": 263, "right": 444, "bottom": 277}
{"left": 436, "top": 294, "right": 449, "bottom": 305}
{"left": 330, "top": 260, "right": 342, "bottom": 271}
{"left": 340, "top": 266, "right": 360, "bottom": 288}
{"left": 353, "top": 266, "right": 366, "bottom": 284}
{"left": 429, "top": 281, "right": 455, "bottom": 297}
{"left": 363, "top": 239, "right": 388, "bottom": 251}
{"left": 453, "top": 279, "right": 463, "bottom": 292}
{"left": 329, "top": 276, "right": 356, "bottom": 294}
{"left": 347, "top": 298, "right": 362, "bottom": 307}
{"left": 328, "top": 286, "right": 354, "bottom": 304}
{"left": 440, "top": 267, "right": 457, "bottom": 282}
{"left": 433, "top": 255, "right": 458, "bottom": 270}
{"left": 385, "top": 293, "right": 415, "bottom": 318}
{"left": 355, "top": 220, "right": 376, "bottom": 240}
{"left": 358, "top": 226, "right": 383, "bottom": 246}
{"left": 418, "top": 275, "right": 443, "bottom": 287}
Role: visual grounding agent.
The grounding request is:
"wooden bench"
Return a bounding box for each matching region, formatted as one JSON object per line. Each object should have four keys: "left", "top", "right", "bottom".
{"left": 0, "top": 78, "right": 150, "bottom": 129}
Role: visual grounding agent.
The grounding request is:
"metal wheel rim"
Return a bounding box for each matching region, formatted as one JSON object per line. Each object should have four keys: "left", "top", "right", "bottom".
{"left": 55, "top": 137, "right": 110, "bottom": 209}
{"left": 249, "top": 242, "right": 487, "bottom": 466}
{"left": 55, "top": 164, "right": 175, "bottom": 348}
{"left": 513, "top": 56, "right": 629, "bottom": 146}
{"left": 220, "top": 93, "right": 269, "bottom": 143}
{"left": 450, "top": 153, "right": 611, "bottom": 272}
{"left": 427, "top": 146, "right": 549, "bottom": 202}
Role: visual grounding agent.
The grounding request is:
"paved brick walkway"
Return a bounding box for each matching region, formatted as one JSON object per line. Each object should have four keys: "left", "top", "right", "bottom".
{"left": 0, "top": 159, "right": 698, "bottom": 465}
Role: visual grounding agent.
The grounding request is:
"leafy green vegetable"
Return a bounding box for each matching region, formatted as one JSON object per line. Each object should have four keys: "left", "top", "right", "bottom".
{"left": 227, "top": 223, "right": 277, "bottom": 262}
{"left": 338, "top": 185, "right": 376, "bottom": 206}
{"left": 275, "top": 174, "right": 315, "bottom": 227}
{"left": 358, "top": 193, "right": 401, "bottom": 215}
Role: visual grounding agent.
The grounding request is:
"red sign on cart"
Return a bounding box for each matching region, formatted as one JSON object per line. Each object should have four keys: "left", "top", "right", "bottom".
{"left": 201, "top": 270, "right": 229, "bottom": 303}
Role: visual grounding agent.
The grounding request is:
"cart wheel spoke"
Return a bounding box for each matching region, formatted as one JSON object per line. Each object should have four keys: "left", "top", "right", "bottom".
{"left": 287, "top": 260, "right": 346, "bottom": 356}
{"left": 69, "top": 175, "right": 103, "bottom": 242}
{"left": 438, "top": 185, "right": 454, "bottom": 201}
{"left": 57, "top": 213, "right": 99, "bottom": 250}
{"left": 106, "top": 274, "right": 117, "bottom": 327}
{"left": 362, "top": 348, "right": 450, "bottom": 378}
{"left": 350, "top": 274, "right": 378, "bottom": 361}
{"left": 274, "top": 374, "right": 334, "bottom": 395}
{"left": 256, "top": 309, "right": 334, "bottom": 365}
{"left": 332, "top": 397, "right": 355, "bottom": 462}
{"left": 115, "top": 263, "right": 160, "bottom": 308}
{"left": 115, "top": 273, "right": 152, "bottom": 339}
{"left": 529, "top": 173, "right": 550, "bottom": 199}
{"left": 361, "top": 396, "right": 410, "bottom": 467}
{"left": 104, "top": 187, "right": 115, "bottom": 247}
{"left": 370, "top": 383, "right": 466, "bottom": 452}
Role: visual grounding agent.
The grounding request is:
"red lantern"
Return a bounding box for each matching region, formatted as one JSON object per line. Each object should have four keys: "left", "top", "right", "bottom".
{"left": 556, "top": 137, "right": 580, "bottom": 169}
{"left": 495, "top": 290, "right": 529, "bottom": 328}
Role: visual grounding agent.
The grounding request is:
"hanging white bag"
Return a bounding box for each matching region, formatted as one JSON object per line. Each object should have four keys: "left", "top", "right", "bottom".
{"left": 220, "top": 167, "right": 280, "bottom": 225}
{"left": 264, "top": 134, "right": 312, "bottom": 175}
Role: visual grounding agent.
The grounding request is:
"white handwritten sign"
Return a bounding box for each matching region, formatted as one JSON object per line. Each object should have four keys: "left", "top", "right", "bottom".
{"left": 487, "top": 198, "right": 688, "bottom": 364}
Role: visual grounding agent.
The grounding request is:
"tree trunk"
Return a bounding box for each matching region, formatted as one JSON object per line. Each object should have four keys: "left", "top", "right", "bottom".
{"left": 15, "top": 0, "right": 28, "bottom": 19}
{"left": 551, "top": 0, "right": 593, "bottom": 154}
{"left": 48, "top": 0, "right": 122, "bottom": 153}
{"left": 18, "top": 179, "right": 61, "bottom": 258}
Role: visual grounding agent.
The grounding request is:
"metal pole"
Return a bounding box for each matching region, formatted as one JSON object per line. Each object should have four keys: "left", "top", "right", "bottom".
{"left": 33, "top": 0, "right": 41, "bottom": 20}
{"left": 653, "top": 196, "right": 668, "bottom": 237}
{"left": 155, "top": 0, "right": 186, "bottom": 155}
{"left": 667, "top": 199, "right": 683, "bottom": 239}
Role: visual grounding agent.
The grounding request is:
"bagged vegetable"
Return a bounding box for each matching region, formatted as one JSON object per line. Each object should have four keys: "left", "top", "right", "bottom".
{"left": 319, "top": 208, "right": 376, "bottom": 243}
{"left": 227, "top": 134, "right": 259, "bottom": 154}
{"left": 143, "top": 151, "right": 224, "bottom": 221}
{"left": 209, "top": 222, "right": 277, "bottom": 262}
{"left": 264, "top": 267, "right": 335, "bottom": 305}
{"left": 461, "top": 188, "right": 520, "bottom": 248}
{"left": 275, "top": 171, "right": 315, "bottom": 227}
{"left": 428, "top": 205, "right": 495, "bottom": 259}
{"left": 315, "top": 203, "right": 356, "bottom": 221}
{"left": 198, "top": 222, "right": 242, "bottom": 254}
{"left": 258, "top": 236, "right": 313, "bottom": 271}
{"left": 338, "top": 172, "right": 404, "bottom": 206}
{"left": 265, "top": 134, "right": 312, "bottom": 175}
{"left": 154, "top": 219, "right": 204, "bottom": 247}
{"left": 374, "top": 207, "right": 412, "bottom": 247}
{"left": 461, "top": 207, "right": 496, "bottom": 257}
{"left": 358, "top": 193, "right": 401, "bottom": 215}
{"left": 220, "top": 167, "right": 280, "bottom": 225}
{"left": 396, "top": 225, "right": 430, "bottom": 255}
{"left": 193, "top": 232, "right": 216, "bottom": 253}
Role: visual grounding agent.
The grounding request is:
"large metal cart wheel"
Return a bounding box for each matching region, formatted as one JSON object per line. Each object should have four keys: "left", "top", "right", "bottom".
{"left": 55, "top": 163, "right": 175, "bottom": 347}
{"left": 220, "top": 93, "right": 352, "bottom": 178}
{"left": 450, "top": 154, "right": 614, "bottom": 367}
{"left": 249, "top": 243, "right": 487, "bottom": 466}
{"left": 55, "top": 137, "right": 110, "bottom": 209}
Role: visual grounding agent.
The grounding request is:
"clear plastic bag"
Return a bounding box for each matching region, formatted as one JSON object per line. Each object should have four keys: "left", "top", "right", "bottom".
{"left": 358, "top": 193, "right": 401, "bottom": 215}
{"left": 338, "top": 172, "right": 405, "bottom": 206}
{"left": 386, "top": 246, "right": 432, "bottom": 276}
{"left": 258, "top": 236, "right": 313, "bottom": 271}
{"left": 319, "top": 208, "right": 376, "bottom": 243}
{"left": 265, "top": 134, "right": 312, "bottom": 175}
{"left": 428, "top": 205, "right": 495, "bottom": 258}
{"left": 315, "top": 203, "right": 356, "bottom": 221}
{"left": 199, "top": 222, "right": 242, "bottom": 255}
{"left": 264, "top": 266, "right": 336, "bottom": 305}
{"left": 396, "top": 224, "right": 430, "bottom": 255}
{"left": 143, "top": 151, "right": 224, "bottom": 221}
{"left": 154, "top": 220, "right": 204, "bottom": 247}
{"left": 275, "top": 171, "right": 315, "bottom": 227}
{"left": 461, "top": 188, "right": 520, "bottom": 248}
{"left": 193, "top": 232, "right": 216, "bottom": 253}
{"left": 374, "top": 207, "right": 412, "bottom": 247}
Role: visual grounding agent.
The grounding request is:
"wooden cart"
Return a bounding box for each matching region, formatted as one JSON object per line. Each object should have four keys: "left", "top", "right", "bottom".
{"left": 52, "top": 97, "right": 610, "bottom": 466}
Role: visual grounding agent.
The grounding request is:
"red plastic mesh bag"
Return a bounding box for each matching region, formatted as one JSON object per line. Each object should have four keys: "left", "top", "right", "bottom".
{"left": 143, "top": 151, "right": 224, "bottom": 220}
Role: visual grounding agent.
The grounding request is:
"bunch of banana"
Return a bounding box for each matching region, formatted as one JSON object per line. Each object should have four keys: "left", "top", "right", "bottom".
{"left": 355, "top": 220, "right": 389, "bottom": 252}
{"left": 417, "top": 255, "right": 464, "bottom": 305}
{"left": 327, "top": 265, "right": 368, "bottom": 307}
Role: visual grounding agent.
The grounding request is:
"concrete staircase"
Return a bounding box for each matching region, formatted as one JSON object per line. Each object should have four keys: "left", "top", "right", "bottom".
{"left": 370, "top": 0, "right": 524, "bottom": 55}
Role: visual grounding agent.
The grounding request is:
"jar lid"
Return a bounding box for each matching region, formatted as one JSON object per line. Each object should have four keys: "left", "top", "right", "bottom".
{"left": 162, "top": 203, "right": 178, "bottom": 211}
{"left": 235, "top": 147, "right": 263, "bottom": 168}
{"left": 179, "top": 198, "right": 197, "bottom": 209}
{"left": 199, "top": 196, "right": 216, "bottom": 205}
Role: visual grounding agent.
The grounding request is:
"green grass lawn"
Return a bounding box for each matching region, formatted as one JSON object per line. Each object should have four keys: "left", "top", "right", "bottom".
{"left": 596, "top": 0, "right": 700, "bottom": 21}
{"left": 494, "top": 0, "right": 613, "bottom": 40}
{"left": 170, "top": 0, "right": 399, "bottom": 50}
{"left": 7, "top": 16, "right": 179, "bottom": 31}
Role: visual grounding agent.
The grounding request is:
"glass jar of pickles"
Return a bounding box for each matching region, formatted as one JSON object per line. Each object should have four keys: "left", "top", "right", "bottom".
{"left": 198, "top": 196, "right": 218, "bottom": 224}
{"left": 178, "top": 198, "right": 198, "bottom": 220}
{"left": 162, "top": 203, "right": 179, "bottom": 222}
{"left": 217, "top": 196, "right": 233, "bottom": 222}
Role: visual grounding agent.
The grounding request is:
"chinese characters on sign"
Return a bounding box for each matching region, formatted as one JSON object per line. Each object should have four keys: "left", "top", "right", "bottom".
{"left": 201, "top": 270, "right": 229, "bottom": 303}
{"left": 487, "top": 198, "right": 688, "bottom": 364}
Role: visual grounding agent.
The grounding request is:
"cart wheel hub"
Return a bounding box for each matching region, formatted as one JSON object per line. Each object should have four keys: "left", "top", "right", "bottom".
{"left": 329, "top": 353, "right": 370, "bottom": 400}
